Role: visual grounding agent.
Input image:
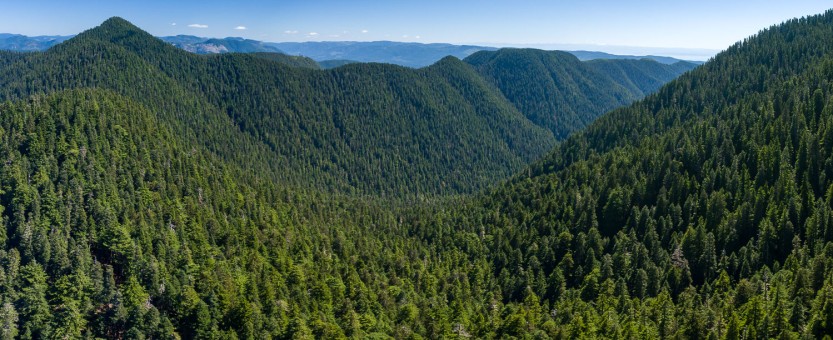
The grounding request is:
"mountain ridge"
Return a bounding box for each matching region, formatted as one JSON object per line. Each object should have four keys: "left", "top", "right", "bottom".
{"left": 465, "top": 48, "right": 697, "bottom": 139}
{"left": 0, "top": 30, "right": 703, "bottom": 67}
{"left": 0, "top": 15, "right": 711, "bottom": 338}
{"left": 0, "top": 17, "right": 559, "bottom": 196}
{"left": 432, "top": 9, "right": 833, "bottom": 337}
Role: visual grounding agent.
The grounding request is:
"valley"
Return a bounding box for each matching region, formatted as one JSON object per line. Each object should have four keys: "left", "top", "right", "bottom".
{"left": 0, "top": 7, "right": 829, "bottom": 339}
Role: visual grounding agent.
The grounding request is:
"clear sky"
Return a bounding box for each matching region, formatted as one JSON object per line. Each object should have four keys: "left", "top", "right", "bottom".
{"left": 1, "top": 0, "right": 831, "bottom": 58}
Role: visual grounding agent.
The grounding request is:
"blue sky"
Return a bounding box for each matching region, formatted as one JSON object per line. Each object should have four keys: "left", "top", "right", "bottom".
{"left": 2, "top": 0, "right": 831, "bottom": 58}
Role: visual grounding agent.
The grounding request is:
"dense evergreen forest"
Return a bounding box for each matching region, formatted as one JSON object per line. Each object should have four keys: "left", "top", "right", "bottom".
{"left": 0, "top": 18, "right": 691, "bottom": 197}
{"left": 440, "top": 10, "right": 833, "bottom": 338}
{"left": 0, "top": 19, "right": 550, "bottom": 197}
{"left": 248, "top": 52, "right": 321, "bottom": 70}
{"left": 10, "top": 9, "right": 833, "bottom": 339}
{"left": 465, "top": 49, "right": 696, "bottom": 139}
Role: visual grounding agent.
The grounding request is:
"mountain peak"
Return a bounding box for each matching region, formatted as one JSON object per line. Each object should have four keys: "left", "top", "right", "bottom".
{"left": 95, "top": 16, "right": 143, "bottom": 34}
{"left": 62, "top": 16, "right": 175, "bottom": 55}
{"left": 77, "top": 16, "right": 152, "bottom": 42}
{"left": 100, "top": 16, "right": 132, "bottom": 26}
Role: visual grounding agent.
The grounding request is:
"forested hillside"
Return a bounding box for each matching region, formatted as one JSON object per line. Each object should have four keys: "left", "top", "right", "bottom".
{"left": 0, "top": 88, "right": 436, "bottom": 338}
{"left": 249, "top": 52, "right": 321, "bottom": 69}
{"left": 0, "top": 15, "right": 737, "bottom": 339}
{"left": 0, "top": 18, "right": 689, "bottom": 197}
{"left": 413, "top": 9, "right": 833, "bottom": 338}
{"left": 465, "top": 49, "right": 697, "bottom": 139}
{"left": 0, "top": 17, "right": 557, "bottom": 196}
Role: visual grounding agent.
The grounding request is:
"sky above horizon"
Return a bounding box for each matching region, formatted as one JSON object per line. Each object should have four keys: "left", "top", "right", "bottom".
{"left": 1, "top": 1, "right": 831, "bottom": 59}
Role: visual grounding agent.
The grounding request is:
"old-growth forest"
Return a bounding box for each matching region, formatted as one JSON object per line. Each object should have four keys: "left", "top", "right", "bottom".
{"left": 0, "top": 9, "right": 830, "bottom": 340}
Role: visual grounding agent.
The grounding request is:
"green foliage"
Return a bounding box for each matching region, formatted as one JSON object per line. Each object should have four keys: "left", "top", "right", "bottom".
{"left": 465, "top": 48, "right": 695, "bottom": 139}
{"left": 249, "top": 52, "right": 321, "bottom": 69}
{"left": 0, "top": 18, "right": 556, "bottom": 197}
{"left": 412, "top": 8, "right": 833, "bottom": 338}
{"left": 8, "top": 8, "right": 833, "bottom": 339}
{"left": 0, "top": 18, "right": 686, "bottom": 197}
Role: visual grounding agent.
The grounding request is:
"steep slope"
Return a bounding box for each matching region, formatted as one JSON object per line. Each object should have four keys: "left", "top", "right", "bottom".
{"left": 401, "top": 9, "right": 833, "bottom": 338}
{"left": 585, "top": 59, "right": 698, "bottom": 95}
{"left": 0, "top": 88, "right": 434, "bottom": 338}
{"left": 0, "top": 17, "right": 555, "bottom": 196}
{"left": 465, "top": 49, "right": 696, "bottom": 139}
{"left": 0, "top": 88, "right": 281, "bottom": 338}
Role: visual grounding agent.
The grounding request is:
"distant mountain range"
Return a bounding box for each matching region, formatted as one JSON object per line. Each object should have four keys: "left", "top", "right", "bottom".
{"left": 567, "top": 50, "right": 704, "bottom": 65}
{"left": 0, "top": 33, "right": 72, "bottom": 51}
{"left": 164, "top": 36, "right": 283, "bottom": 54}
{"left": 265, "top": 41, "right": 495, "bottom": 68}
{"left": 0, "top": 33, "right": 701, "bottom": 67}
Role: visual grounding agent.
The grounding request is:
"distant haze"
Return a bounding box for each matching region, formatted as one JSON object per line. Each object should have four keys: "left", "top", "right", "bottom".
{"left": 491, "top": 44, "right": 719, "bottom": 62}
{"left": 0, "top": 0, "right": 829, "bottom": 55}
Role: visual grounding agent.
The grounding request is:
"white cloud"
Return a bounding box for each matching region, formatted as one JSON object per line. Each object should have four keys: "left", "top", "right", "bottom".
{"left": 284, "top": 30, "right": 298, "bottom": 34}
{"left": 234, "top": 26, "right": 247, "bottom": 30}
{"left": 361, "top": 29, "right": 368, "bottom": 34}
{"left": 308, "top": 32, "right": 319, "bottom": 36}
{"left": 415, "top": 35, "right": 421, "bottom": 39}
{"left": 171, "top": 23, "right": 177, "bottom": 26}
{"left": 402, "top": 35, "right": 409, "bottom": 38}
{"left": 188, "top": 24, "right": 208, "bottom": 28}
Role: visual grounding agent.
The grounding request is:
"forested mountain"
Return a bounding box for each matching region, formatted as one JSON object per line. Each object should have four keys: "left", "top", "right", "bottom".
{"left": 248, "top": 52, "right": 321, "bottom": 69}
{"left": 0, "top": 14, "right": 739, "bottom": 338}
{"left": 0, "top": 18, "right": 691, "bottom": 197}
{"left": 318, "top": 59, "right": 359, "bottom": 69}
{"left": 567, "top": 50, "right": 705, "bottom": 65}
{"left": 465, "top": 49, "right": 697, "bottom": 139}
{"left": 405, "top": 9, "right": 833, "bottom": 338}
{"left": 0, "top": 17, "right": 558, "bottom": 197}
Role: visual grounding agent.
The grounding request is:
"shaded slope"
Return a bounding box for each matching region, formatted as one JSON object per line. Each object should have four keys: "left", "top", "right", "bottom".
{"left": 465, "top": 48, "right": 696, "bottom": 139}
{"left": 219, "top": 56, "right": 555, "bottom": 195}
{"left": 318, "top": 59, "right": 359, "bottom": 69}
{"left": 585, "top": 59, "right": 698, "bottom": 95}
